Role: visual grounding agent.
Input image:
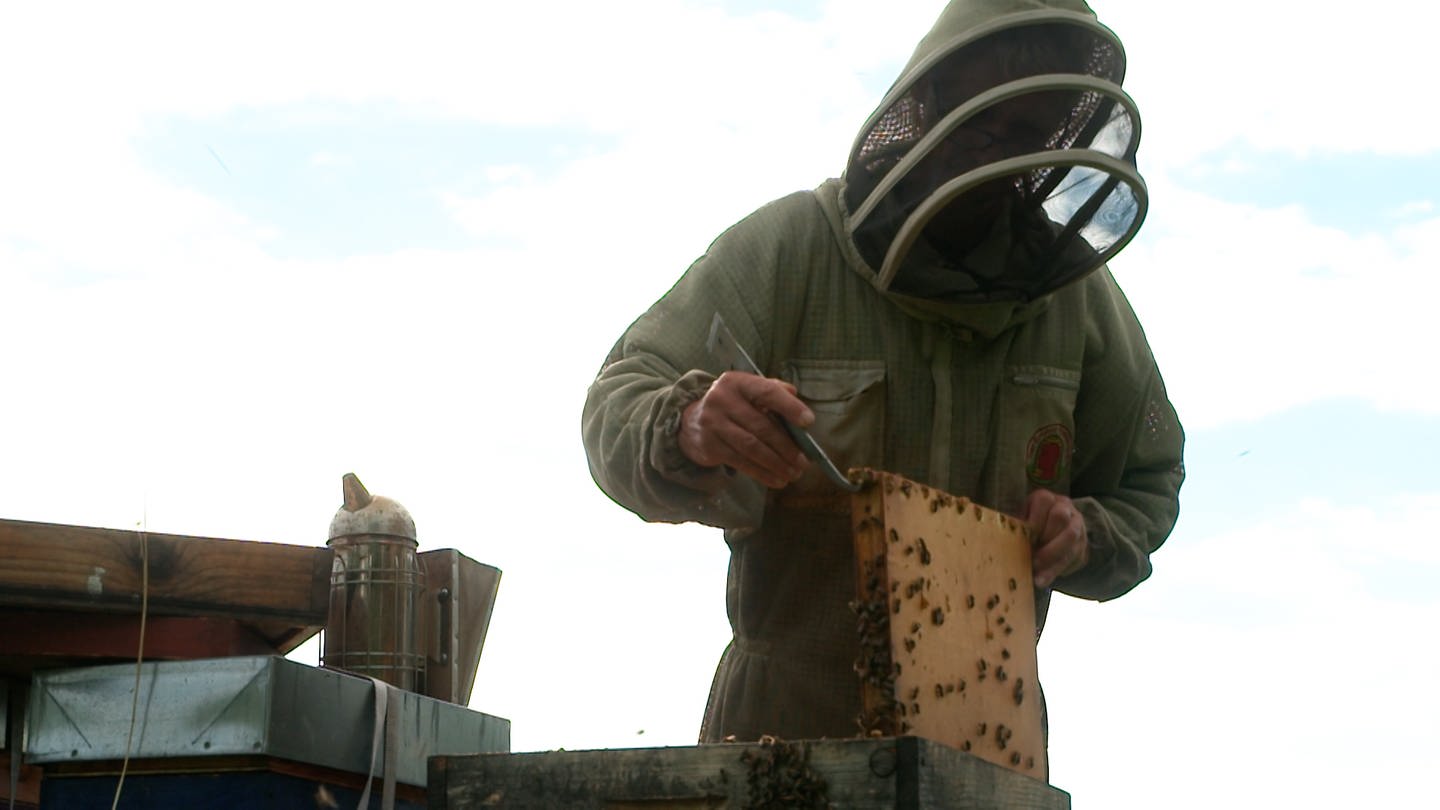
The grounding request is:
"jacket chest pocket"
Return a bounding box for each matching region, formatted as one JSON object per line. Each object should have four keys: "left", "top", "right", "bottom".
{"left": 1002, "top": 365, "right": 1079, "bottom": 493}
{"left": 781, "top": 360, "right": 887, "bottom": 499}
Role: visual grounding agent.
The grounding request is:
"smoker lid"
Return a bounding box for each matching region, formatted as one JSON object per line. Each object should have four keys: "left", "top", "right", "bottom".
{"left": 327, "top": 472, "right": 417, "bottom": 542}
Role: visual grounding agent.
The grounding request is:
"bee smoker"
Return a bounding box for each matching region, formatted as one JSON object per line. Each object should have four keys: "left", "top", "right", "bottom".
{"left": 322, "top": 473, "right": 425, "bottom": 691}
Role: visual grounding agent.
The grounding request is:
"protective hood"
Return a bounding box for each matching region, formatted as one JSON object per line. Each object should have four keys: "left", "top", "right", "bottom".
{"left": 842, "top": 0, "right": 1145, "bottom": 305}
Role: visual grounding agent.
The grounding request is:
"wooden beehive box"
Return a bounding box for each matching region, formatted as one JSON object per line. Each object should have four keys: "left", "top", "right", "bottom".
{"left": 850, "top": 470, "right": 1046, "bottom": 780}
{"left": 429, "top": 737, "right": 1070, "bottom": 809}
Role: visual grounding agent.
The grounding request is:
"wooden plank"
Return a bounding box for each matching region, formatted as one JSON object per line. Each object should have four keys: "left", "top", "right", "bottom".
{"left": 851, "top": 470, "right": 1046, "bottom": 781}
{"left": 39, "top": 755, "right": 428, "bottom": 809}
{"left": 0, "top": 752, "right": 42, "bottom": 809}
{"left": 0, "top": 518, "right": 332, "bottom": 628}
{"left": 428, "top": 737, "right": 1068, "bottom": 809}
{"left": 3, "top": 676, "right": 43, "bottom": 810}
{"left": 41, "top": 753, "right": 427, "bottom": 805}
{"left": 0, "top": 609, "right": 276, "bottom": 673}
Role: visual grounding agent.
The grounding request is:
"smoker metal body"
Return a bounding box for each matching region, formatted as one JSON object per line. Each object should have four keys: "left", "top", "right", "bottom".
{"left": 323, "top": 474, "right": 426, "bottom": 691}
{"left": 321, "top": 475, "right": 501, "bottom": 705}
{"left": 326, "top": 533, "right": 426, "bottom": 690}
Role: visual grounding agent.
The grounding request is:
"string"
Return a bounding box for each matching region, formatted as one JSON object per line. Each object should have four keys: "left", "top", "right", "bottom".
{"left": 110, "top": 513, "right": 149, "bottom": 810}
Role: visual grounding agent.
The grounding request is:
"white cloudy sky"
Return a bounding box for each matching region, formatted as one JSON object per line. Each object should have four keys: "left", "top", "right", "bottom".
{"left": 2, "top": 1, "right": 1436, "bottom": 806}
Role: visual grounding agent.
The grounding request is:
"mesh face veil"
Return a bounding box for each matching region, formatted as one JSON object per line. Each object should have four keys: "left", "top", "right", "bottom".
{"left": 843, "top": 16, "right": 1146, "bottom": 303}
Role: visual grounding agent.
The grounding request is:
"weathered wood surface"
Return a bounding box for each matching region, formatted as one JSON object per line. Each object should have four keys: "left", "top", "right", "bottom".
{"left": 0, "top": 751, "right": 42, "bottom": 809}
{"left": 42, "top": 753, "right": 428, "bottom": 804}
{"left": 0, "top": 518, "right": 331, "bottom": 652}
{"left": 3, "top": 677, "right": 43, "bottom": 809}
{"left": 0, "top": 609, "right": 277, "bottom": 678}
{"left": 851, "top": 471, "right": 1046, "bottom": 780}
{"left": 428, "top": 737, "right": 1068, "bottom": 810}
{"left": 41, "top": 754, "right": 429, "bottom": 809}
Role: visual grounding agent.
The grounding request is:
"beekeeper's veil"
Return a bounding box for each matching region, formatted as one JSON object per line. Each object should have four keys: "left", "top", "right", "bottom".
{"left": 843, "top": 0, "right": 1145, "bottom": 303}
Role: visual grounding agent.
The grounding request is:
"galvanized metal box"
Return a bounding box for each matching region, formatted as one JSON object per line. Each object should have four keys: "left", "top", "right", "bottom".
{"left": 27, "top": 656, "right": 509, "bottom": 788}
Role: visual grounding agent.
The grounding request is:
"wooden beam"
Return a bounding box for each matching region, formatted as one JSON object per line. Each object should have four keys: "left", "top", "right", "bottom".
{"left": 0, "top": 752, "right": 42, "bottom": 809}
{"left": 429, "top": 738, "right": 1070, "bottom": 809}
{"left": 0, "top": 518, "right": 331, "bottom": 632}
{"left": 0, "top": 609, "right": 277, "bottom": 664}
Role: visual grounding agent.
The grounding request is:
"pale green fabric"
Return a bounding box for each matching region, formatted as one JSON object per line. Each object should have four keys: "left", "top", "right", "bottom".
{"left": 581, "top": 0, "right": 1183, "bottom": 743}
{"left": 887, "top": 0, "right": 1112, "bottom": 96}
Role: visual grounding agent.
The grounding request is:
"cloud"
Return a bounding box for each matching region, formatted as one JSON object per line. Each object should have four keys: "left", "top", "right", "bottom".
{"left": 1160, "top": 494, "right": 1440, "bottom": 612}
{"left": 1387, "top": 199, "right": 1434, "bottom": 219}
{"left": 0, "top": 129, "right": 275, "bottom": 285}
{"left": 1041, "top": 491, "right": 1440, "bottom": 807}
{"left": 0, "top": 1, "right": 907, "bottom": 131}
{"left": 0, "top": 8, "right": 1436, "bottom": 807}
{"left": 1104, "top": 0, "right": 1440, "bottom": 164}
{"left": 0, "top": 0, "right": 906, "bottom": 305}
{"left": 308, "top": 149, "right": 352, "bottom": 168}
{"left": 1110, "top": 175, "right": 1440, "bottom": 429}
{"left": 3, "top": 0, "right": 1430, "bottom": 550}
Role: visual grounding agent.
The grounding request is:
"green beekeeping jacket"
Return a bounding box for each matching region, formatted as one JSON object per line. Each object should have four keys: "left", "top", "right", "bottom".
{"left": 581, "top": 0, "right": 1183, "bottom": 744}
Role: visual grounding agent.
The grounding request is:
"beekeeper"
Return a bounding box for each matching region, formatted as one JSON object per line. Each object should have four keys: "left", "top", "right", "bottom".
{"left": 582, "top": 0, "right": 1184, "bottom": 743}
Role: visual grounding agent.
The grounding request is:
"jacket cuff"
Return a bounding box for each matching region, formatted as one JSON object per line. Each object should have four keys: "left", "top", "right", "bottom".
{"left": 1053, "top": 495, "right": 1153, "bottom": 601}
{"left": 649, "top": 370, "right": 733, "bottom": 493}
